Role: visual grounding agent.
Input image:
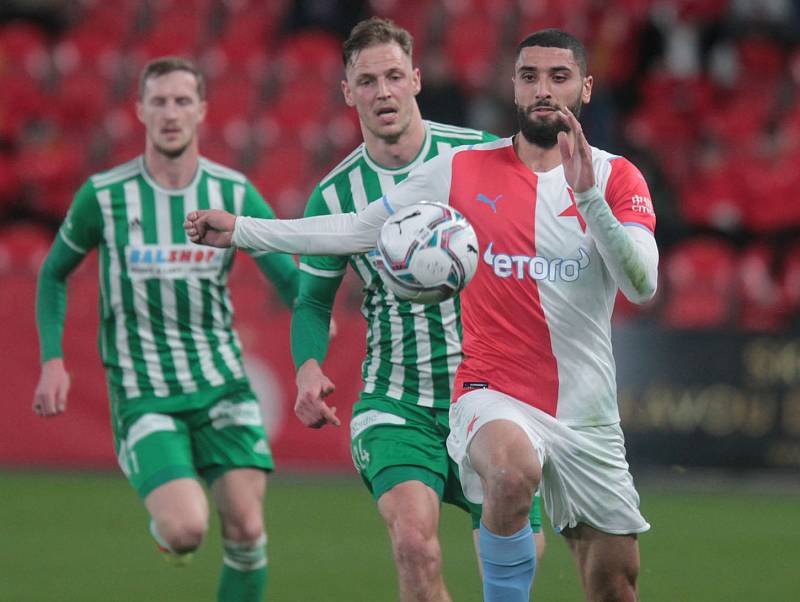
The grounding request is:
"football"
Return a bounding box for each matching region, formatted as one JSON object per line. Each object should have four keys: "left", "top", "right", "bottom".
{"left": 376, "top": 201, "right": 479, "bottom": 304}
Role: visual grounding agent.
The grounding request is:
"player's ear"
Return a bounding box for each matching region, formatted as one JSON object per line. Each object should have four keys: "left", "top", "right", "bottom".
{"left": 412, "top": 67, "right": 421, "bottom": 96}
{"left": 582, "top": 75, "right": 593, "bottom": 104}
{"left": 341, "top": 79, "right": 355, "bottom": 107}
{"left": 197, "top": 99, "right": 207, "bottom": 123}
{"left": 135, "top": 101, "right": 145, "bottom": 124}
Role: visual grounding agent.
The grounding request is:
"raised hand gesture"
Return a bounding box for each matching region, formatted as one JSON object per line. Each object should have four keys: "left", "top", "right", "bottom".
{"left": 557, "top": 107, "right": 595, "bottom": 194}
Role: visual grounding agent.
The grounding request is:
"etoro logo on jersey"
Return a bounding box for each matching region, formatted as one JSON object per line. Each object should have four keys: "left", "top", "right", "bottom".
{"left": 482, "top": 242, "right": 590, "bottom": 281}
{"left": 127, "top": 244, "right": 225, "bottom": 280}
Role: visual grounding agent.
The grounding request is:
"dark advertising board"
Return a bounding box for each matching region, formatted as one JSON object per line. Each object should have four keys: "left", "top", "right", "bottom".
{"left": 614, "top": 325, "right": 800, "bottom": 471}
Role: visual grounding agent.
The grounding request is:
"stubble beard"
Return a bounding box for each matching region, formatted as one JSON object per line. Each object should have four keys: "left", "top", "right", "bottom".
{"left": 516, "top": 96, "right": 583, "bottom": 149}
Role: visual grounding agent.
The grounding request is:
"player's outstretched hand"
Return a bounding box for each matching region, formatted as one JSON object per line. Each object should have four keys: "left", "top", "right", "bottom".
{"left": 184, "top": 209, "right": 236, "bottom": 248}
{"left": 33, "top": 358, "right": 70, "bottom": 418}
{"left": 295, "top": 359, "right": 340, "bottom": 429}
{"left": 557, "top": 107, "right": 595, "bottom": 194}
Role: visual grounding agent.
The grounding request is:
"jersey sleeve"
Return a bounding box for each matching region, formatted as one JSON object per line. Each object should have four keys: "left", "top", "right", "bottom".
{"left": 300, "top": 185, "right": 349, "bottom": 278}
{"left": 241, "top": 181, "right": 299, "bottom": 307}
{"left": 480, "top": 130, "right": 499, "bottom": 143}
{"left": 290, "top": 270, "right": 343, "bottom": 368}
{"left": 603, "top": 157, "right": 656, "bottom": 233}
{"left": 59, "top": 179, "right": 103, "bottom": 253}
{"left": 383, "top": 150, "right": 455, "bottom": 212}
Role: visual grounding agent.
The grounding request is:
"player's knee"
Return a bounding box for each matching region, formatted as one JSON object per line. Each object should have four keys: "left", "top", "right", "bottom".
{"left": 390, "top": 521, "right": 441, "bottom": 571}
{"left": 224, "top": 513, "right": 265, "bottom": 544}
{"left": 588, "top": 563, "right": 638, "bottom": 602}
{"left": 160, "top": 516, "right": 208, "bottom": 553}
{"left": 485, "top": 467, "right": 536, "bottom": 513}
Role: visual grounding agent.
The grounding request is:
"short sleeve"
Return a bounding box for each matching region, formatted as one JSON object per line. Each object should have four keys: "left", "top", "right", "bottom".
{"left": 603, "top": 157, "right": 656, "bottom": 233}
{"left": 59, "top": 179, "right": 103, "bottom": 253}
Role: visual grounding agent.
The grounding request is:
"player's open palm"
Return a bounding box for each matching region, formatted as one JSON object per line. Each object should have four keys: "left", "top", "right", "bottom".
{"left": 184, "top": 209, "right": 236, "bottom": 248}
{"left": 557, "top": 107, "right": 595, "bottom": 194}
{"left": 33, "top": 358, "right": 70, "bottom": 417}
{"left": 295, "top": 360, "right": 340, "bottom": 429}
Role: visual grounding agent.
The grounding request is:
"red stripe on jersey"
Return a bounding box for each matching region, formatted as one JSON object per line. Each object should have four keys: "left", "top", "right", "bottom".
{"left": 605, "top": 157, "right": 656, "bottom": 232}
{"left": 448, "top": 145, "right": 559, "bottom": 416}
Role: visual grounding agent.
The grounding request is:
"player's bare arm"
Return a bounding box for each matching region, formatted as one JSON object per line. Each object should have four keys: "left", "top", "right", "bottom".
{"left": 184, "top": 209, "right": 236, "bottom": 247}
{"left": 32, "top": 358, "right": 70, "bottom": 417}
{"left": 294, "top": 359, "right": 340, "bottom": 429}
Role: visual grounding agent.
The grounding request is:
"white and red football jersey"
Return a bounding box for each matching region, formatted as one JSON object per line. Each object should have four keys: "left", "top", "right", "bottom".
{"left": 385, "top": 138, "right": 656, "bottom": 427}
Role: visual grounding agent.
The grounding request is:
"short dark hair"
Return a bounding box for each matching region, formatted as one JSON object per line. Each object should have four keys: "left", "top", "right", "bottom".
{"left": 342, "top": 17, "right": 413, "bottom": 69}
{"left": 516, "top": 29, "right": 588, "bottom": 76}
{"left": 138, "top": 56, "right": 206, "bottom": 100}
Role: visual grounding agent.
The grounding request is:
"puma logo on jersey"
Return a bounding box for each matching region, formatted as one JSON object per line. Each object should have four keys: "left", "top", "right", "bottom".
{"left": 475, "top": 193, "right": 503, "bottom": 213}
{"left": 482, "top": 242, "right": 590, "bottom": 282}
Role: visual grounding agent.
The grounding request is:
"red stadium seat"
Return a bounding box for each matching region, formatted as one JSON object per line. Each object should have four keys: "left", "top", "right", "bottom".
{"left": 0, "top": 22, "right": 48, "bottom": 76}
{"left": 660, "top": 237, "right": 737, "bottom": 329}
{"left": 274, "top": 31, "right": 343, "bottom": 87}
{"left": 0, "top": 154, "right": 21, "bottom": 216}
{"left": 0, "top": 222, "right": 54, "bottom": 276}
{"left": 737, "top": 243, "right": 789, "bottom": 332}
{"left": 444, "top": 14, "right": 501, "bottom": 92}
{"left": 55, "top": 69, "right": 113, "bottom": 133}
{"left": 782, "top": 243, "right": 800, "bottom": 313}
{"left": 248, "top": 144, "right": 313, "bottom": 218}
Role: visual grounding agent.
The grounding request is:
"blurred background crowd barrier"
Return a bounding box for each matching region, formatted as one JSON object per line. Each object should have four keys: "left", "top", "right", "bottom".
{"left": 1, "top": 0, "right": 798, "bottom": 475}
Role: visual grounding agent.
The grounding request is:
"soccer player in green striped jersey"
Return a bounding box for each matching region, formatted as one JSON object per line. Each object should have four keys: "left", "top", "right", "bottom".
{"left": 32, "top": 57, "right": 296, "bottom": 602}
{"left": 288, "top": 18, "right": 543, "bottom": 601}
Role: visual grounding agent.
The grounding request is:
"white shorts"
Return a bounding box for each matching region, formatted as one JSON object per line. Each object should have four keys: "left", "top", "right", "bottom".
{"left": 447, "top": 388, "right": 650, "bottom": 535}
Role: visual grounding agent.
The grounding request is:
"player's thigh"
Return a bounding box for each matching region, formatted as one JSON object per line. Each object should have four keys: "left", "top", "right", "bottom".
{"left": 438, "top": 408, "right": 543, "bottom": 532}
{"left": 562, "top": 523, "right": 640, "bottom": 592}
{"left": 189, "top": 385, "right": 274, "bottom": 488}
{"left": 211, "top": 468, "right": 267, "bottom": 540}
{"left": 448, "top": 389, "right": 544, "bottom": 505}
{"left": 350, "top": 396, "right": 451, "bottom": 503}
{"left": 145, "top": 477, "right": 209, "bottom": 529}
{"left": 114, "top": 411, "right": 200, "bottom": 499}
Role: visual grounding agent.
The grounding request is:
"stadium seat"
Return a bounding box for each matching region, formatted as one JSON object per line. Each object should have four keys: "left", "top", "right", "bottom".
{"left": 0, "top": 222, "right": 54, "bottom": 276}
{"left": 782, "top": 243, "right": 800, "bottom": 313}
{"left": 737, "top": 243, "right": 789, "bottom": 332}
{"left": 660, "top": 237, "right": 737, "bottom": 329}
{"left": 55, "top": 69, "right": 113, "bottom": 133}
{"left": 444, "top": 14, "right": 501, "bottom": 92}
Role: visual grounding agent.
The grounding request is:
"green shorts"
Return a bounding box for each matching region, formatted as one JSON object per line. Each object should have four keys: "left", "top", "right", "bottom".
{"left": 112, "top": 384, "right": 274, "bottom": 499}
{"left": 351, "top": 395, "right": 541, "bottom": 531}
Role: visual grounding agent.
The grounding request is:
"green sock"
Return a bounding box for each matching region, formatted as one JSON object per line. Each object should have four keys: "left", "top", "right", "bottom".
{"left": 217, "top": 534, "right": 268, "bottom": 602}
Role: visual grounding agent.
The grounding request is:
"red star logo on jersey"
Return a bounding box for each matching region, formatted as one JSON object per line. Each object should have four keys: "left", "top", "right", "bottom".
{"left": 466, "top": 414, "right": 480, "bottom": 436}
{"left": 559, "top": 189, "right": 587, "bottom": 233}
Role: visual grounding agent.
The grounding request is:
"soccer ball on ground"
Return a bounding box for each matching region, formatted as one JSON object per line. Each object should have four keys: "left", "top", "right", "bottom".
{"left": 376, "top": 201, "right": 479, "bottom": 304}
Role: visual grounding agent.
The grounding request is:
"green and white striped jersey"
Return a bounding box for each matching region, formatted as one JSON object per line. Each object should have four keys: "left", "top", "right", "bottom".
{"left": 301, "top": 121, "right": 496, "bottom": 409}
{"left": 57, "top": 156, "right": 286, "bottom": 412}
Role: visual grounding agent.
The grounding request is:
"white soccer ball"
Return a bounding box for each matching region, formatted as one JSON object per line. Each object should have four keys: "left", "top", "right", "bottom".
{"left": 376, "top": 201, "right": 479, "bottom": 304}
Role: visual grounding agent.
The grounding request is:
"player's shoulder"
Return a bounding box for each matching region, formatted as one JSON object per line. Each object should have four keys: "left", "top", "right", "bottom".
{"left": 199, "top": 157, "right": 248, "bottom": 184}
{"left": 89, "top": 157, "right": 142, "bottom": 189}
{"left": 317, "top": 145, "right": 365, "bottom": 190}
{"left": 449, "top": 136, "right": 512, "bottom": 159}
{"left": 590, "top": 147, "right": 645, "bottom": 183}
{"left": 426, "top": 120, "right": 492, "bottom": 143}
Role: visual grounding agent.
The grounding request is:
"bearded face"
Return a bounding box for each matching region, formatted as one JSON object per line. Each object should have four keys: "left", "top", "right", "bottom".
{"left": 516, "top": 93, "right": 583, "bottom": 149}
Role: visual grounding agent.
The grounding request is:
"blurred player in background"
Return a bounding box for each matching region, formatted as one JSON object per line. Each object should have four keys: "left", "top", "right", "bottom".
{"left": 289, "top": 17, "right": 544, "bottom": 602}
{"left": 186, "top": 27, "right": 658, "bottom": 602}
{"left": 33, "top": 57, "right": 298, "bottom": 602}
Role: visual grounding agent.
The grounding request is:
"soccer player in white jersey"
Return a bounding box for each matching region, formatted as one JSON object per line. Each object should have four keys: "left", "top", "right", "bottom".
{"left": 186, "top": 28, "right": 658, "bottom": 602}
{"left": 33, "top": 57, "right": 298, "bottom": 602}
{"left": 290, "top": 17, "right": 543, "bottom": 601}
